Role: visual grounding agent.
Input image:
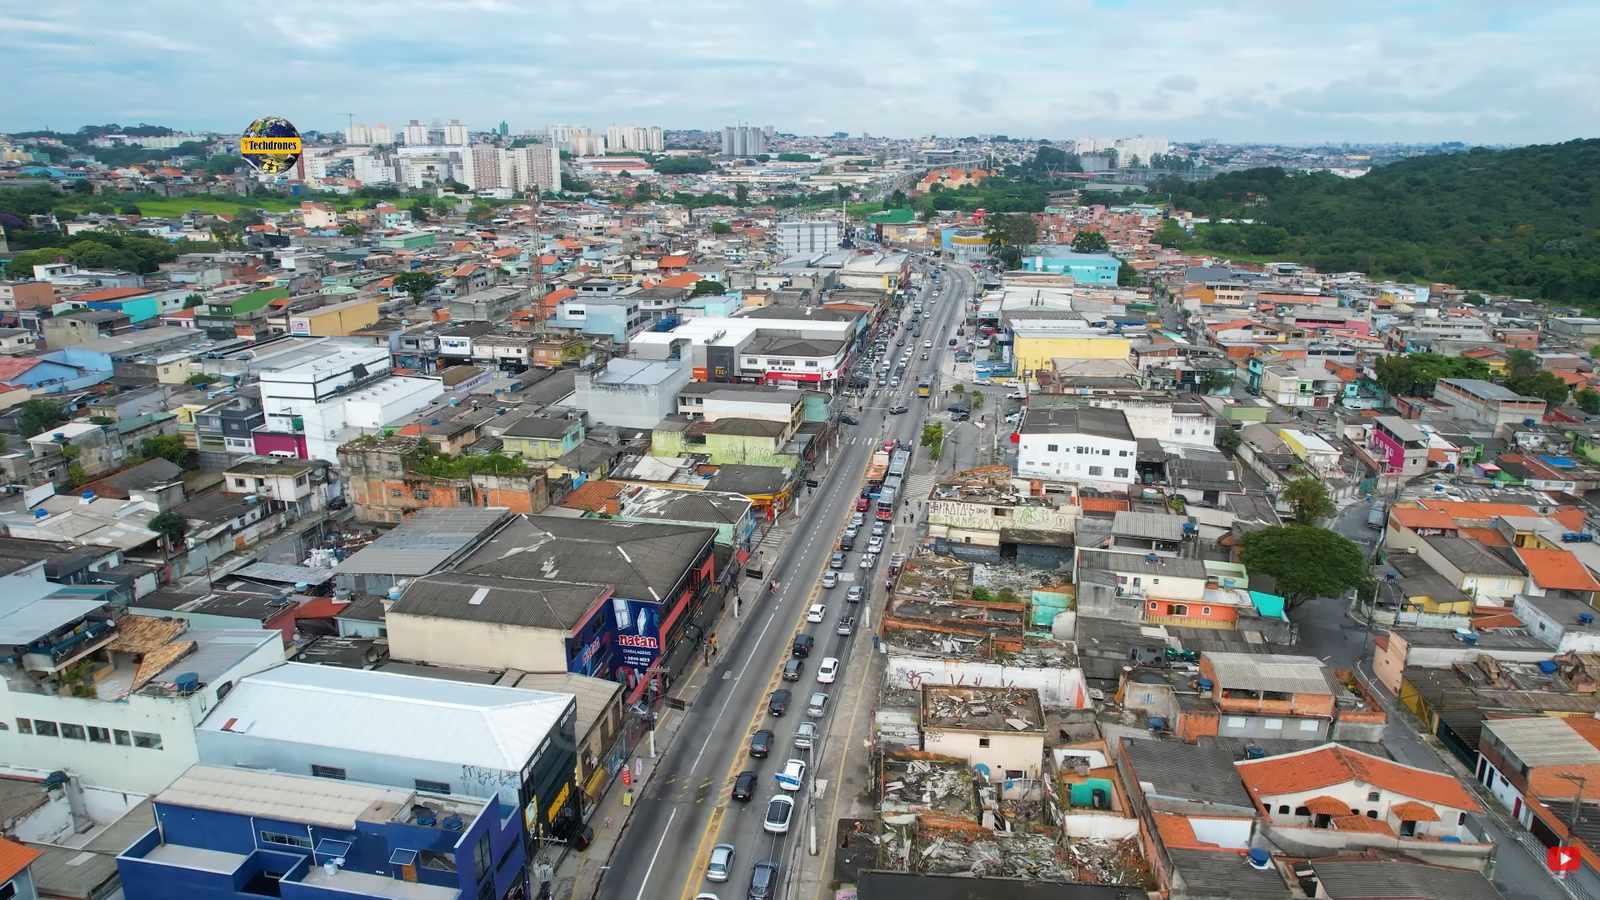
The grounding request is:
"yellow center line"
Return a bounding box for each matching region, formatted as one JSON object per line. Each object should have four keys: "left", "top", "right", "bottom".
{"left": 676, "top": 446, "right": 872, "bottom": 900}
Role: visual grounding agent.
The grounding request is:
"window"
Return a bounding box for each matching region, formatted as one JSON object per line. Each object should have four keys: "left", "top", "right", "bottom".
{"left": 1300, "top": 720, "right": 1320, "bottom": 732}
{"left": 1294, "top": 806, "right": 1310, "bottom": 817}
{"left": 419, "top": 851, "right": 457, "bottom": 872}
{"left": 1149, "top": 601, "right": 1158, "bottom": 610}
{"left": 1113, "top": 468, "right": 1129, "bottom": 478}
{"left": 805, "top": 361, "right": 818, "bottom": 368}
{"left": 132, "top": 731, "right": 163, "bottom": 749}
{"left": 113, "top": 730, "right": 131, "bottom": 746}
{"left": 1227, "top": 717, "right": 1247, "bottom": 728}
{"left": 1278, "top": 804, "right": 1290, "bottom": 815}
{"left": 1170, "top": 604, "right": 1188, "bottom": 616}
{"left": 261, "top": 831, "right": 313, "bottom": 850}
{"left": 475, "top": 833, "right": 492, "bottom": 880}
{"left": 60, "top": 723, "right": 86, "bottom": 740}
{"left": 1119, "top": 450, "right": 1131, "bottom": 457}
{"left": 978, "top": 737, "right": 991, "bottom": 748}
{"left": 311, "top": 764, "right": 346, "bottom": 780}
{"left": 416, "top": 779, "right": 451, "bottom": 794}
{"left": 34, "top": 720, "right": 58, "bottom": 737}
{"left": 1047, "top": 444, "right": 1059, "bottom": 452}
{"left": 389, "top": 489, "right": 403, "bottom": 498}
{"left": 1088, "top": 466, "right": 1103, "bottom": 477}
{"left": 88, "top": 726, "right": 110, "bottom": 743}
{"left": 16, "top": 718, "right": 32, "bottom": 735}
{"left": 1005, "top": 769, "right": 1024, "bottom": 780}
{"left": 1201, "top": 607, "right": 1212, "bottom": 616}
{"left": 233, "top": 478, "right": 247, "bottom": 488}
{"left": 412, "top": 489, "right": 431, "bottom": 500}
{"left": 1264, "top": 719, "right": 1284, "bottom": 731}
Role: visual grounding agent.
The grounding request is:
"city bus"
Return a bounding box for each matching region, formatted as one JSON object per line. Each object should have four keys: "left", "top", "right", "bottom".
{"left": 916, "top": 378, "right": 932, "bottom": 398}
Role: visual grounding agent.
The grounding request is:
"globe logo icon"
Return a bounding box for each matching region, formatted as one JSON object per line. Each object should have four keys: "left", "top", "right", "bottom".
{"left": 239, "top": 116, "right": 302, "bottom": 174}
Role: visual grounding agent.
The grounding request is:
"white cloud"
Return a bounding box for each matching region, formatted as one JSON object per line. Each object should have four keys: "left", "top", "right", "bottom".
{"left": 0, "top": 0, "right": 1595, "bottom": 143}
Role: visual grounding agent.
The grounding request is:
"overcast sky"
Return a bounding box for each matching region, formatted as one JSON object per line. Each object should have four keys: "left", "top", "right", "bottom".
{"left": 3, "top": 0, "right": 1597, "bottom": 145}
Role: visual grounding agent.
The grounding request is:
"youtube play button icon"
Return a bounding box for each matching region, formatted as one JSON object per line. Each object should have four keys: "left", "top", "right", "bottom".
{"left": 1549, "top": 845, "right": 1580, "bottom": 873}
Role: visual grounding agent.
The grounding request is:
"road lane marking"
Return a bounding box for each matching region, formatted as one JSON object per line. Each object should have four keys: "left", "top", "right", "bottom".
{"left": 634, "top": 806, "right": 678, "bottom": 900}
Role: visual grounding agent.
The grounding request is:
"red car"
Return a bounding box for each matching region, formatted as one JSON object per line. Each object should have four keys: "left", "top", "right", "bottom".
{"left": 881, "top": 439, "right": 896, "bottom": 452}
{"left": 856, "top": 496, "right": 870, "bottom": 512}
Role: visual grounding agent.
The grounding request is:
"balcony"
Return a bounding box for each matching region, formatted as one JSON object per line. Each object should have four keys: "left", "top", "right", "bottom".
{"left": 20, "top": 618, "right": 117, "bottom": 674}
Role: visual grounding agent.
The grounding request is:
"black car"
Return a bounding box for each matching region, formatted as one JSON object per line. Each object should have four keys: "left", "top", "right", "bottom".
{"left": 749, "top": 861, "right": 779, "bottom": 900}
{"left": 840, "top": 413, "right": 860, "bottom": 426}
{"left": 733, "top": 770, "right": 758, "bottom": 802}
{"left": 750, "top": 728, "right": 774, "bottom": 758}
{"left": 792, "top": 633, "right": 815, "bottom": 657}
{"left": 769, "top": 688, "right": 792, "bottom": 717}
{"left": 782, "top": 658, "right": 803, "bottom": 681}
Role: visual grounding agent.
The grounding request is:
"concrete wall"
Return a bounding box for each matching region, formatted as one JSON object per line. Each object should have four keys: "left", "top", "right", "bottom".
{"left": 922, "top": 728, "right": 1043, "bottom": 783}
{"left": 1217, "top": 713, "right": 1329, "bottom": 741}
{"left": 387, "top": 614, "right": 569, "bottom": 673}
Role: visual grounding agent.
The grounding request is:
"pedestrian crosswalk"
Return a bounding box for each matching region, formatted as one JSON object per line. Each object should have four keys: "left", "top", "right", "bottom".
{"left": 751, "top": 516, "right": 798, "bottom": 557}
{"left": 902, "top": 471, "right": 936, "bottom": 503}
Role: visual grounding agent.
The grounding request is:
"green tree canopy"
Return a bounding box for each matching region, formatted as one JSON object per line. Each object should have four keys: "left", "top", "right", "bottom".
{"left": 1372, "top": 353, "right": 1492, "bottom": 397}
{"left": 984, "top": 213, "right": 1037, "bottom": 269}
{"left": 18, "top": 398, "right": 66, "bottom": 437}
{"left": 1504, "top": 370, "right": 1570, "bottom": 407}
{"left": 709, "top": 221, "right": 732, "bottom": 235}
{"left": 691, "top": 280, "right": 726, "bottom": 296}
{"left": 1281, "top": 476, "right": 1335, "bottom": 525}
{"left": 1240, "top": 525, "right": 1369, "bottom": 610}
{"left": 1071, "top": 231, "right": 1110, "bottom": 253}
{"left": 391, "top": 271, "right": 439, "bottom": 301}
{"left": 1577, "top": 388, "right": 1600, "bottom": 415}
{"left": 149, "top": 510, "right": 189, "bottom": 547}
{"left": 140, "top": 434, "right": 197, "bottom": 469}
{"left": 1152, "top": 219, "right": 1188, "bottom": 249}
{"left": 1506, "top": 348, "right": 1540, "bottom": 379}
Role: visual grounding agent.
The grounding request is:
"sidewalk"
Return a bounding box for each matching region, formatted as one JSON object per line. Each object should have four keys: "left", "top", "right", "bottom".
{"left": 552, "top": 571, "right": 762, "bottom": 900}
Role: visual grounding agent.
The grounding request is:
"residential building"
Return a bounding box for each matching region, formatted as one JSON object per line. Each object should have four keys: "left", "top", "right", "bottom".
{"left": 1235, "top": 742, "right": 1484, "bottom": 844}
{"left": 1368, "top": 415, "right": 1429, "bottom": 478}
{"left": 449, "top": 286, "right": 523, "bottom": 323}
{"left": 0, "top": 559, "right": 284, "bottom": 793}
{"left": 919, "top": 685, "right": 1044, "bottom": 785}
{"left": 1190, "top": 652, "right": 1335, "bottom": 741}
{"left": 194, "top": 662, "right": 582, "bottom": 868}
{"left": 0, "top": 840, "right": 39, "bottom": 900}
{"left": 1015, "top": 406, "right": 1138, "bottom": 490}
{"left": 337, "top": 434, "right": 549, "bottom": 524}
{"left": 1475, "top": 716, "right": 1600, "bottom": 840}
{"left": 551, "top": 293, "right": 646, "bottom": 344}
{"left": 1434, "top": 378, "right": 1547, "bottom": 431}
{"left": 1017, "top": 249, "right": 1121, "bottom": 285}
{"left": 41, "top": 309, "right": 128, "bottom": 347}
{"left": 118, "top": 764, "right": 526, "bottom": 900}
{"left": 500, "top": 414, "right": 585, "bottom": 461}
{"left": 720, "top": 125, "right": 768, "bottom": 157}
{"left": 221, "top": 456, "right": 327, "bottom": 517}
{"left": 286, "top": 297, "right": 380, "bottom": 337}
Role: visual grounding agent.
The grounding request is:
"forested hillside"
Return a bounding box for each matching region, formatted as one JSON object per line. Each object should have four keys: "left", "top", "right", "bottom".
{"left": 1154, "top": 139, "right": 1600, "bottom": 303}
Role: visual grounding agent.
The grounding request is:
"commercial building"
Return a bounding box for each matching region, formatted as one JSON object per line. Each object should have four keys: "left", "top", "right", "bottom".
{"left": 252, "top": 339, "right": 443, "bottom": 462}
{"left": 195, "top": 662, "right": 582, "bottom": 859}
{"left": 1018, "top": 249, "right": 1122, "bottom": 285}
{"left": 1433, "top": 378, "right": 1547, "bottom": 431}
{"left": 570, "top": 358, "right": 692, "bottom": 429}
{"left": 1008, "top": 320, "right": 1132, "bottom": 377}
{"left": 118, "top": 764, "right": 526, "bottom": 900}
{"left": 287, "top": 297, "right": 380, "bottom": 337}
{"left": 775, "top": 220, "right": 841, "bottom": 257}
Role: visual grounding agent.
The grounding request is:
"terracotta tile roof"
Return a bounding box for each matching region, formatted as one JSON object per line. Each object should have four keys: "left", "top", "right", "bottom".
{"left": 1458, "top": 527, "right": 1510, "bottom": 547}
{"left": 1418, "top": 499, "right": 1541, "bottom": 522}
{"left": 1080, "top": 496, "right": 1130, "bottom": 514}
{"left": 108, "top": 614, "right": 188, "bottom": 654}
{"left": 559, "top": 479, "right": 624, "bottom": 514}
{"left": 1555, "top": 506, "right": 1588, "bottom": 531}
{"left": 165, "top": 307, "right": 196, "bottom": 320}
{"left": 0, "top": 357, "right": 42, "bottom": 382}
{"left": 1153, "top": 812, "right": 1227, "bottom": 851}
{"left": 1389, "top": 800, "right": 1441, "bottom": 822}
{"left": 71, "top": 286, "right": 152, "bottom": 302}
{"left": 451, "top": 241, "right": 475, "bottom": 253}
{"left": 1472, "top": 610, "right": 1524, "bottom": 630}
{"left": 656, "top": 272, "right": 702, "bottom": 289}
{"left": 1563, "top": 717, "right": 1600, "bottom": 751}
{"left": 293, "top": 596, "right": 348, "bottom": 620}
{"left": 1235, "top": 744, "right": 1480, "bottom": 812}
{"left": 492, "top": 246, "right": 521, "bottom": 259}
{"left": 1389, "top": 505, "right": 1458, "bottom": 531}
{"left": 657, "top": 254, "right": 690, "bottom": 268}
{"left": 1331, "top": 814, "right": 1394, "bottom": 835}
{"left": 0, "top": 838, "right": 41, "bottom": 884}
{"left": 1304, "top": 795, "right": 1350, "bottom": 817}
{"left": 1528, "top": 763, "right": 1600, "bottom": 800}
{"left": 558, "top": 239, "right": 583, "bottom": 250}
{"left": 452, "top": 263, "right": 479, "bottom": 278}
{"left": 1517, "top": 547, "right": 1600, "bottom": 592}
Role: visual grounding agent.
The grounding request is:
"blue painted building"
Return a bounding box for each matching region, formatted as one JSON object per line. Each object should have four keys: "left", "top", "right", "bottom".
{"left": 118, "top": 765, "right": 522, "bottom": 900}
{"left": 1019, "top": 248, "right": 1122, "bottom": 285}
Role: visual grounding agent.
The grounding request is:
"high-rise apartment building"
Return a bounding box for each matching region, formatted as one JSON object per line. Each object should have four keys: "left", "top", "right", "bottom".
{"left": 370, "top": 123, "right": 393, "bottom": 145}
{"left": 721, "top": 125, "right": 769, "bottom": 157}
{"left": 498, "top": 121, "right": 509, "bottom": 137}
{"left": 465, "top": 144, "right": 503, "bottom": 190}
{"left": 605, "top": 125, "right": 664, "bottom": 153}
{"left": 346, "top": 123, "right": 372, "bottom": 145}
{"left": 402, "top": 119, "right": 427, "bottom": 146}
{"left": 444, "top": 119, "right": 469, "bottom": 146}
{"left": 353, "top": 154, "right": 394, "bottom": 185}
{"left": 506, "top": 144, "right": 561, "bottom": 194}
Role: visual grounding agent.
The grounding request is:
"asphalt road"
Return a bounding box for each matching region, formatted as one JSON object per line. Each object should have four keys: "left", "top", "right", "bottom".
{"left": 596, "top": 260, "right": 974, "bottom": 900}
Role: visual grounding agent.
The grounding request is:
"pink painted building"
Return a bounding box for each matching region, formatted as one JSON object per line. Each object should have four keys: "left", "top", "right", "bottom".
{"left": 1368, "top": 416, "right": 1428, "bottom": 477}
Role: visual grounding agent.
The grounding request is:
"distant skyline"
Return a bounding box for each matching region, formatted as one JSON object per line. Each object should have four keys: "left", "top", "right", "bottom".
{"left": 2, "top": 1, "right": 1597, "bottom": 145}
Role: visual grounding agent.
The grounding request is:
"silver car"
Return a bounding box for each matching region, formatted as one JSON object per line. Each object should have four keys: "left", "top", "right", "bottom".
{"left": 707, "top": 843, "right": 735, "bottom": 882}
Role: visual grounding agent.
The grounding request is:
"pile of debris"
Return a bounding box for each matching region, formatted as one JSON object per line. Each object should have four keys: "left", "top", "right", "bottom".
{"left": 1064, "top": 838, "right": 1150, "bottom": 886}
{"left": 881, "top": 754, "right": 977, "bottom": 817}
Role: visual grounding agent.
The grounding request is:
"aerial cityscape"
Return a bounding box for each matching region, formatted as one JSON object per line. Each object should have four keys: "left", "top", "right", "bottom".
{"left": 1, "top": 5, "right": 1600, "bottom": 900}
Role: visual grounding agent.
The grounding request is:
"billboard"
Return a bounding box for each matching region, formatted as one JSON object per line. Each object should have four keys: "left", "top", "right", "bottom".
{"left": 610, "top": 596, "right": 662, "bottom": 688}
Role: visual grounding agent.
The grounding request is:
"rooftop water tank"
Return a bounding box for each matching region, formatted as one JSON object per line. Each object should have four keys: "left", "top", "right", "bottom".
{"left": 1245, "top": 745, "right": 1266, "bottom": 760}
{"left": 1148, "top": 716, "right": 1168, "bottom": 732}
{"left": 174, "top": 672, "right": 200, "bottom": 694}
{"left": 1582, "top": 613, "right": 1596, "bottom": 626}
{"left": 388, "top": 586, "right": 402, "bottom": 601}
{"left": 33, "top": 509, "right": 48, "bottom": 519}
{"left": 1197, "top": 678, "right": 1214, "bottom": 692}
{"left": 1247, "top": 848, "right": 1272, "bottom": 870}
{"left": 442, "top": 814, "right": 464, "bottom": 831}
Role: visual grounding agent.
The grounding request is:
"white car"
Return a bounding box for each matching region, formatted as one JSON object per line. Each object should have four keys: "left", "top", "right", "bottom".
{"left": 822, "top": 571, "right": 838, "bottom": 589}
{"left": 777, "top": 758, "right": 807, "bottom": 792}
{"left": 867, "top": 537, "right": 884, "bottom": 555}
{"left": 763, "top": 794, "right": 795, "bottom": 833}
{"left": 1007, "top": 390, "right": 1025, "bottom": 400}
{"left": 817, "top": 657, "right": 839, "bottom": 684}
{"left": 924, "top": 340, "right": 933, "bottom": 348}
{"left": 806, "top": 603, "right": 826, "bottom": 623}
{"left": 859, "top": 552, "right": 877, "bottom": 569}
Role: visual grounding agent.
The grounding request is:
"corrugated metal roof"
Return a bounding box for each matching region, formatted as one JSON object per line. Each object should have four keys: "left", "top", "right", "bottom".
{"left": 158, "top": 765, "right": 414, "bottom": 830}
{"left": 334, "top": 507, "right": 511, "bottom": 576}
